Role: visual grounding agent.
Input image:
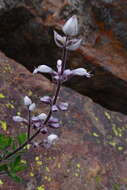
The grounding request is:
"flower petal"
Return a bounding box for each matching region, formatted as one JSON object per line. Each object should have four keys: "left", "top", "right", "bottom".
{"left": 33, "top": 65, "right": 53, "bottom": 74}
{"left": 72, "top": 68, "right": 91, "bottom": 77}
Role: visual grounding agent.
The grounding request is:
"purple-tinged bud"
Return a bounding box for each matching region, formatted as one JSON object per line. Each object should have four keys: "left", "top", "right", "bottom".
{"left": 67, "top": 39, "right": 82, "bottom": 51}
{"left": 32, "top": 142, "right": 39, "bottom": 148}
{"left": 49, "top": 123, "right": 60, "bottom": 128}
{"left": 32, "top": 122, "right": 41, "bottom": 129}
{"left": 29, "top": 103, "right": 36, "bottom": 111}
{"left": 32, "top": 113, "right": 47, "bottom": 121}
{"left": 54, "top": 31, "right": 66, "bottom": 48}
{"left": 40, "top": 127, "right": 48, "bottom": 134}
{"left": 33, "top": 65, "right": 53, "bottom": 74}
{"left": 24, "top": 96, "right": 32, "bottom": 106}
{"left": 38, "top": 113, "right": 47, "bottom": 120}
{"left": 52, "top": 105, "right": 59, "bottom": 112}
{"left": 62, "top": 15, "right": 79, "bottom": 36}
{"left": 59, "top": 102, "right": 69, "bottom": 111}
{"left": 53, "top": 75, "right": 60, "bottom": 81}
{"left": 13, "top": 116, "right": 27, "bottom": 122}
{"left": 40, "top": 96, "right": 51, "bottom": 104}
{"left": 72, "top": 68, "right": 91, "bottom": 78}
{"left": 49, "top": 116, "right": 59, "bottom": 123}
{"left": 57, "top": 59, "right": 62, "bottom": 74}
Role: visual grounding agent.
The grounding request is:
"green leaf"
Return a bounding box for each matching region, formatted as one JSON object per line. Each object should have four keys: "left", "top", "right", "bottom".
{"left": 0, "top": 134, "right": 12, "bottom": 150}
{"left": 9, "top": 155, "right": 27, "bottom": 173}
{"left": 12, "top": 164, "right": 27, "bottom": 173}
{"left": 8, "top": 171, "right": 22, "bottom": 183}
{"left": 113, "top": 184, "right": 120, "bottom": 190}
{"left": 9, "top": 155, "right": 21, "bottom": 170}
{"left": 0, "top": 164, "right": 7, "bottom": 172}
{"left": 17, "top": 133, "right": 27, "bottom": 145}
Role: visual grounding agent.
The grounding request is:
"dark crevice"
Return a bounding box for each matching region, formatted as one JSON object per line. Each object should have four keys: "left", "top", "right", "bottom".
{"left": 0, "top": 7, "right": 127, "bottom": 114}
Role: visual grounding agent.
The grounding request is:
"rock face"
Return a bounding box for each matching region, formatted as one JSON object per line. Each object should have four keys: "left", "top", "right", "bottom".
{"left": 0, "top": 0, "right": 127, "bottom": 113}
{"left": 1, "top": 51, "right": 127, "bottom": 189}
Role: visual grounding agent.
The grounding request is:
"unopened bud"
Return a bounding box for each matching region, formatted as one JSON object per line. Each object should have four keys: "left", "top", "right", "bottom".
{"left": 29, "top": 103, "right": 36, "bottom": 111}
{"left": 24, "top": 96, "right": 32, "bottom": 106}
{"left": 62, "top": 15, "right": 79, "bottom": 36}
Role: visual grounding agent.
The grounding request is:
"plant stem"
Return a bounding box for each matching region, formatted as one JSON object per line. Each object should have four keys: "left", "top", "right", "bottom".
{"left": 1, "top": 128, "right": 41, "bottom": 161}
{"left": 27, "top": 110, "right": 31, "bottom": 140}
{"left": 0, "top": 36, "right": 69, "bottom": 162}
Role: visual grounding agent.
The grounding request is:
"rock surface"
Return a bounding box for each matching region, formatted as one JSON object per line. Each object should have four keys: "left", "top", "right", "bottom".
{"left": 0, "top": 0, "right": 127, "bottom": 113}
{"left": 1, "top": 51, "right": 127, "bottom": 189}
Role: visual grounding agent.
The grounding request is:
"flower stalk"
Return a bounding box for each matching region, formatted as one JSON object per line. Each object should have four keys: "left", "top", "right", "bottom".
{"left": 0, "top": 15, "right": 91, "bottom": 163}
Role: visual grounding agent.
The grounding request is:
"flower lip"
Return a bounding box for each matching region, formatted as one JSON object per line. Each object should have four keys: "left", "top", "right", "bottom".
{"left": 33, "top": 65, "right": 53, "bottom": 74}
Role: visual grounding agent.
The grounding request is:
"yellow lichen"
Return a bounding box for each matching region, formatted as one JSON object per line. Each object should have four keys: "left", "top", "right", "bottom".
{"left": 36, "top": 161, "right": 42, "bottom": 166}
{"left": 0, "top": 93, "right": 5, "bottom": 98}
{"left": 118, "top": 146, "right": 123, "bottom": 151}
{"left": 0, "top": 179, "right": 3, "bottom": 185}
{"left": 37, "top": 185, "right": 45, "bottom": 190}
{"left": 0, "top": 121, "right": 7, "bottom": 131}
{"left": 21, "top": 160, "right": 27, "bottom": 164}
{"left": 35, "top": 156, "right": 40, "bottom": 161}
{"left": 108, "top": 141, "right": 116, "bottom": 147}
{"left": 92, "top": 132, "right": 99, "bottom": 137}
{"left": 74, "top": 173, "right": 79, "bottom": 177}
{"left": 17, "top": 112, "right": 21, "bottom": 116}
{"left": 104, "top": 112, "right": 111, "bottom": 120}
{"left": 45, "top": 167, "right": 50, "bottom": 172}
{"left": 57, "top": 163, "right": 61, "bottom": 169}
{"left": 44, "top": 176, "right": 51, "bottom": 182}
{"left": 76, "top": 163, "right": 81, "bottom": 169}
{"left": 30, "top": 172, "right": 34, "bottom": 177}
{"left": 6, "top": 103, "right": 14, "bottom": 109}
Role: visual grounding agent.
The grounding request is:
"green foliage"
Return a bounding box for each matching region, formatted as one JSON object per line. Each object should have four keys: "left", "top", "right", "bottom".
{"left": 0, "top": 134, "right": 12, "bottom": 150}
{"left": 17, "top": 133, "right": 27, "bottom": 145}
{"left": 0, "top": 155, "right": 27, "bottom": 182}
{"left": 0, "top": 134, "right": 27, "bottom": 182}
{"left": 113, "top": 184, "right": 120, "bottom": 190}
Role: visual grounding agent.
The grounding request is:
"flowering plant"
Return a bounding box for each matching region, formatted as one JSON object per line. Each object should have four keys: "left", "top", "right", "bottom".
{"left": 0, "top": 15, "right": 91, "bottom": 182}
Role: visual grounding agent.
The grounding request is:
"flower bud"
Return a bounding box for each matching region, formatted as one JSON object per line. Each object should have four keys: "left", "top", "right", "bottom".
{"left": 57, "top": 59, "right": 62, "bottom": 74}
{"left": 52, "top": 105, "right": 59, "bottom": 112}
{"left": 29, "top": 103, "right": 36, "bottom": 111}
{"left": 40, "top": 96, "right": 51, "bottom": 104}
{"left": 37, "top": 113, "right": 47, "bottom": 120}
{"left": 59, "top": 102, "right": 69, "bottom": 111}
{"left": 24, "top": 96, "right": 32, "bottom": 106}
{"left": 62, "top": 15, "right": 79, "bottom": 36}
{"left": 66, "top": 39, "right": 82, "bottom": 51}
{"left": 47, "top": 134, "right": 59, "bottom": 144}
{"left": 13, "top": 116, "right": 27, "bottom": 122}
{"left": 54, "top": 31, "right": 66, "bottom": 48}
